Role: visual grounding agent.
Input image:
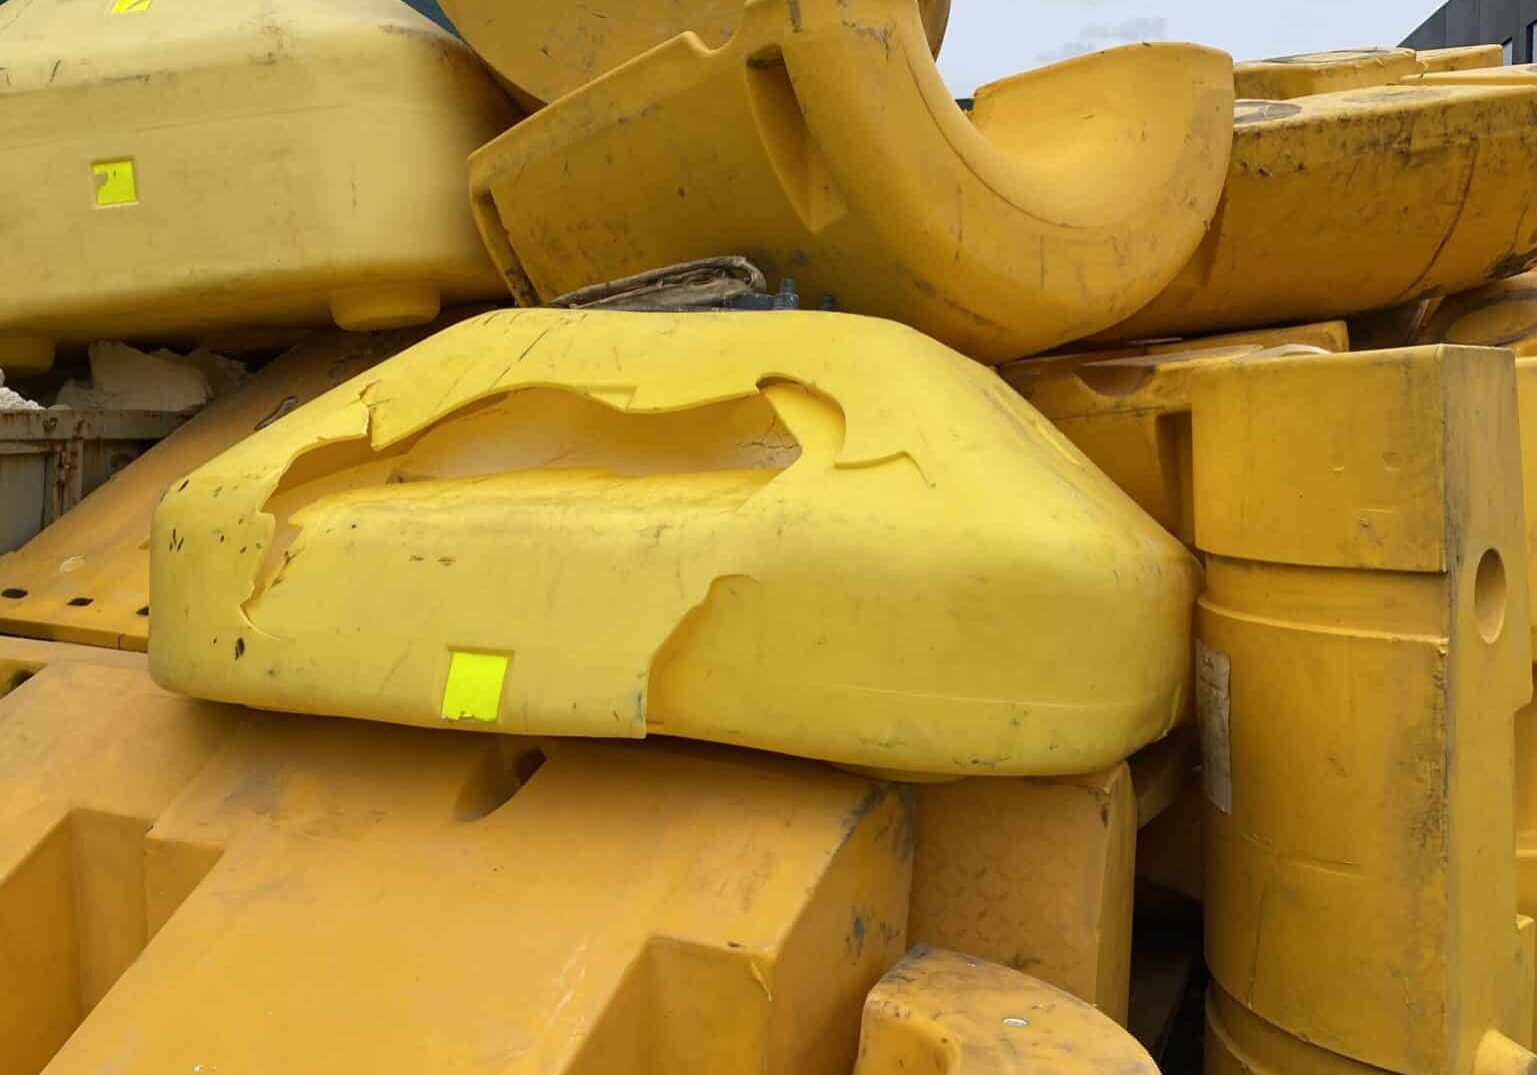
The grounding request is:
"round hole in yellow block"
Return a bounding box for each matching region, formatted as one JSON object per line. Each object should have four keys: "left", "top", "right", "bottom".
{"left": 1475, "top": 548, "right": 1508, "bottom": 644}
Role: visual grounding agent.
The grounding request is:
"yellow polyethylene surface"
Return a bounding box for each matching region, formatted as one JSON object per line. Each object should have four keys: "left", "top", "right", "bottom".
{"left": 0, "top": 644, "right": 912, "bottom": 1075}
{"left": 1191, "top": 347, "right": 1535, "bottom": 1075}
{"left": 855, "top": 948, "right": 1160, "bottom": 1075}
{"left": 1234, "top": 48, "right": 1422, "bottom": 100}
{"left": 1234, "top": 46, "right": 1501, "bottom": 101}
{"left": 1104, "top": 83, "right": 1537, "bottom": 342}
{"left": 439, "top": 0, "right": 950, "bottom": 108}
{"left": 148, "top": 309, "right": 1200, "bottom": 778}
{"left": 1418, "top": 44, "right": 1508, "bottom": 73}
{"left": 1417, "top": 62, "right": 1537, "bottom": 86}
{"left": 467, "top": 0, "right": 1234, "bottom": 364}
{"left": 0, "top": 0, "right": 517, "bottom": 360}
{"left": 1419, "top": 271, "right": 1537, "bottom": 357}
{"left": 0, "top": 329, "right": 431, "bottom": 651}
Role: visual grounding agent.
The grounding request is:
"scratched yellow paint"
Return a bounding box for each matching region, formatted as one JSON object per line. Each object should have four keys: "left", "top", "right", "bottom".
{"left": 110, "top": 0, "right": 153, "bottom": 13}
{"left": 90, "top": 159, "right": 137, "bottom": 206}
{"left": 440, "top": 651, "right": 507, "bottom": 723}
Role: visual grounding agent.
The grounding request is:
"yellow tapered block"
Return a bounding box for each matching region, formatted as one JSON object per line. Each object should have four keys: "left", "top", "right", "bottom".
{"left": 0, "top": 640, "right": 912, "bottom": 1075}
{"left": 909, "top": 765, "right": 1136, "bottom": 1023}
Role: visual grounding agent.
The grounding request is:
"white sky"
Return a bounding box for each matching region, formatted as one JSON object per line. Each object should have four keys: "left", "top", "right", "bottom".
{"left": 936, "top": 0, "right": 1437, "bottom": 93}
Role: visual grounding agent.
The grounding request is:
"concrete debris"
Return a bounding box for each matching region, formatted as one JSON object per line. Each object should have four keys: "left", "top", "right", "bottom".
{"left": 56, "top": 341, "right": 223, "bottom": 413}
{"left": 0, "top": 370, "right": 42, "bottom": 411}
{"left": 0, "top": 387, "right": 42, "bottom": 410}
{"left": 172, "top": 347, "right": 253, "bottom": 398}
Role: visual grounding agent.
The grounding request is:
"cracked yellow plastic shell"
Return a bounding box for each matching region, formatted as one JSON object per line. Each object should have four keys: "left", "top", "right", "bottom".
{"left": 148, "top": 309, "right": 1200, "bottom": 777}
{"left": 1103, "top": 82, "right": 1537, "bottom": 342}
{"left": 467, "top": 0, "right": 1234, "bottom": 363}
{"left": 0, "top": 0, "right": 516, "bottom": 370}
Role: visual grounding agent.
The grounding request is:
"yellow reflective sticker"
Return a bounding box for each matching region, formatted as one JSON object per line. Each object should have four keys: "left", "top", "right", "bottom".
{"left": 110, "top": 0, "right": 153, "bottom": 12}
{"left": 441, "top": 651, "right": 508, "bottom": 723}
{"left": 91, "top": 160, "right": 138, "bottom": 206}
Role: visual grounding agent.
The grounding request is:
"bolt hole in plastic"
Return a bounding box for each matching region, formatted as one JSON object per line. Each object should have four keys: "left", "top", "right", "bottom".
{"left": 1475, "top": 548, "right": 1507, "bottom": 644}
{"left": 453, "top": 745, "right": 547, "bottom": 821}
{"left": 1, "top": 588, "right": 26, "bottom": 599}
{"left": 67, "top": 596, "right": 94, "bottom": 607}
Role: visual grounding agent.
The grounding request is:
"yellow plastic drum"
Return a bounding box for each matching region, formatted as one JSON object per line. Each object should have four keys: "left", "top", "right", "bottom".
{"left": 149, "top": 309, "right": 1201, "bottom": 778}
{"left": 0, "top": 0, "right": 518, "bottom": 372}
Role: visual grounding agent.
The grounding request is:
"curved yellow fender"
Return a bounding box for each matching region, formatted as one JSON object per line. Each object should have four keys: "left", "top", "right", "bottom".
{"left": 149, "top": 310, "right": 1199, "bottom": 778}
{"left": 1104, "top": 83, "right": 1537, "bottom": 342}
{"left": 0, "top": 0, "right": 516, "bottom": 372}
{"left": 467, "top": 0, "right": 1234, "bottom": 364}
{"left": 440, "top": 0, "right": 950, "bottom": 108}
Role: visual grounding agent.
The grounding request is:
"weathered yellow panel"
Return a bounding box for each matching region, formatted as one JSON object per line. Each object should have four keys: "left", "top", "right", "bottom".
{"left": 149, "top": 309, "right": 1199, "bottom": 778}
{"left": 1033, "top": 320, "right": 1350, "bottom": 367}
{"left": 909, "top": 765, "right": 1136, "bottom": 1023}
{"left": 439, "top": 0, "right": 950, "bottom": 108}
{"left": 1103, "top": 84, "right": 1537, "bottom": 342}
{"left": 1415, "top": 61, "right": 1537, "bottom": 86}
{"left": 856, "top": 948, "right": 1160, "bottom": 1075}
{"left": 1235, "top": 48, "right": 1422, "bottom": 100}
{"left": 0, "top": 0, "right": 516, "bottom": 370}
{"left": 0, "top": 329, "right": 432, "bottom": 650}
{"left": 0, "top": 645, "right": 912, "bottom": 1075}
{"left": 467, "top": 0, "right": 1234, "bottom": 363}
{"left": 1418, "top": 44, "right": 1508, "bottom": 73}
{"left": 1233, "top": 46, "right": 1502, "bottom": 101}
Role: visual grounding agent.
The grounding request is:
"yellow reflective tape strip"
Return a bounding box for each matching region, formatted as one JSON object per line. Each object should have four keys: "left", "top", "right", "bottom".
{"left": 91, "top": 160, "right": 137, "bottom": 206}
{"left": 441, "top": 651, "right": 508, "bottom": 723}
{"left": 110, "top": 0, "right": 153, "bottom": 12}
